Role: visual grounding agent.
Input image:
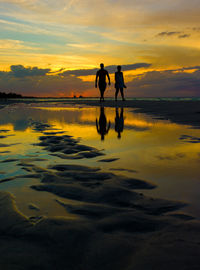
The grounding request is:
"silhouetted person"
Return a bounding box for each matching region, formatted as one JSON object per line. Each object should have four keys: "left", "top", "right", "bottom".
{"left": 95, "top": 63, "right": 111, "bottom": 102}
{"left": 115, "top": 65, "right": 126, "bottom": 101}
{"left": 115, "top": 107, "right": 124, "bottom": 139}
{"left": 96, "top": 106, "right": 110, "bottom": 140}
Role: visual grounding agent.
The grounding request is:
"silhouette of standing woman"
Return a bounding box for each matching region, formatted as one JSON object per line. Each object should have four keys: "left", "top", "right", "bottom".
{"left": 95, "top": 63, "right": 111, "bottom": 102}
{"left": 115, "top": 66, "right": 126, "bottom": 101}
{"left": 96, "top": 107, "right": 111, "bottom": 140}
{"left": 115, "top": 107, "right": 124, "bottom": 139}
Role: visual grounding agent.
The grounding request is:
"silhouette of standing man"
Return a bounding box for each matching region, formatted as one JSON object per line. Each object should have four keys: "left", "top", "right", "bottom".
{"left": 95, "top": 63, "right": 111, "bottom": 102}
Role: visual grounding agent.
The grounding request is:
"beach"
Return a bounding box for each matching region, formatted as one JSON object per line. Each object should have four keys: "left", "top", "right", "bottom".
{"left": 0, "top": 99, "right": 200, "bottom": 269}
{"left": 2, "top": 98, "right": 200, "bottom": 127}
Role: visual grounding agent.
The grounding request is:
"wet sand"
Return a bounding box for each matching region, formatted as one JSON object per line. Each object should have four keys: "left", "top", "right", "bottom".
{"left": 0, "top": 99, "right": 200, "bottom": 269}
{"left": 1, "top": 98, "right": 200, "bottom": 127}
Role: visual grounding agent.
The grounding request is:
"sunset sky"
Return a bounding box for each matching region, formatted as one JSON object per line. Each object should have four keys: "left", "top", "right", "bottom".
{"left": 0, "top": 0, "right": 200, "bottom": 97}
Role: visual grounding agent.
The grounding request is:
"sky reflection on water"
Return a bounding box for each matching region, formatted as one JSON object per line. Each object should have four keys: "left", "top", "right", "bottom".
{"left": 0, "top": 103, "right": 200, "bottom": 218}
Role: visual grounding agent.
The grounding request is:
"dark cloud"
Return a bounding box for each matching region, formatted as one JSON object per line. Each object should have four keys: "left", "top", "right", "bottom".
{"left": 192, "top": 27, "right": 200, "bottom": 32}
{"left": 181, "top": 66, "right": 200, "bottom": 70}
{"left": 178, "top": 34, "right": 190, "bottom": 38}
{"left": 0, "top": 65, "right": 93, "bottom": 97}
{"left": 60, "top": 63, "right": 151, "bottom": 77}
{"left": 165, "top": 66, "right": 200, "bottom": 72}
{"left": 156, "top": 31, "right": 191, "bottom": 39}
{"left": 157, "top": 31, "right": 181, "bottom": 37}
{"left": 125, "top": 68, "right": 200, "bottom": 97}
{"left": 10, "top": 65, "right": 51, "bottom": 78}
{"left": 107, "top": 63, "right": 151, "bottom": 73}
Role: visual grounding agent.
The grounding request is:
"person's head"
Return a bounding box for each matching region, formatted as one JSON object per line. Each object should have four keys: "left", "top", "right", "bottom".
{"left": 117, "top": 65, "right": 121, "bottom": 72}
{"left": 100, "top": 63, "right": 104, "bottom": 69}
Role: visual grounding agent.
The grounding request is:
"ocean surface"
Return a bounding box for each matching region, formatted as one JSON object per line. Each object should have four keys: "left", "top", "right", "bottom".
{"left": 0, "top": 101, "right": 200, "bottom": 219}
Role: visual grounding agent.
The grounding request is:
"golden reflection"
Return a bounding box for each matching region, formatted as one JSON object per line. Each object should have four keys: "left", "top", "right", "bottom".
{"left": 1, "top": 105, "right": 200, "bottom": 219}
{"left": 32, "top": 107, "right": 86, "bottom": 111}
{"left": 1, "top": 106, "right": 200, "bottom": 170}
{"left": 79, "top": 107, "right": 171, "bottom": 128}
{"left": 0, "top": 124, "right": 41, "bottom": 155}
{"left": 48, "top": 120, "right": 97, "bottom": 139}
{"left": 33, "top": 105, "right": 174, "bottom": 130}
{"left": 0, "top": 124, "right": 14, "bottom": 132}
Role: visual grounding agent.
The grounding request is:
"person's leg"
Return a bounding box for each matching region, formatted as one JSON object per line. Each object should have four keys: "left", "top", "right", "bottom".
{"left": 120, "top": 88, "right": 125, "bottom": 101}
{"left": 99, "top": 83, "right": 106, "bottom": 101}
{"left": 101, "top": 90, "right": 104, "bottom": 101}
{"left": 100, "top": 89, "right": 105, "bottom": 101}
{"left": 115, "top": 88, "right": 119, "bottom": 101}
{"left": 99, "top": 87, "right": 103, "bottom": 101}
{"left": 102, "top": 85, "right": 106, "bottom": 101}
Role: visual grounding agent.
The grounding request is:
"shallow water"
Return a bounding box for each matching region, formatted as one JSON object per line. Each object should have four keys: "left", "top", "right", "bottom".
{"left": 0, "top": 102, "right": 200, "bottom": 219}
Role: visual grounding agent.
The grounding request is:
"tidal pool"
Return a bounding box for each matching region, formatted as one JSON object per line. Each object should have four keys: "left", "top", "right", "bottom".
{"left": 0, "top": 102, "right": 200, "bottom": 219}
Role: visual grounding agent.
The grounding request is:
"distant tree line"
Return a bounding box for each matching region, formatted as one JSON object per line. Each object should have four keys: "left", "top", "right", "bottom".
{"left": 0, "top": 92, "right": 22, "bottom": 99}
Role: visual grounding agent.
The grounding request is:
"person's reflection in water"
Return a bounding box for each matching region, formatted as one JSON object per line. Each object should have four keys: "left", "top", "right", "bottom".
{"left": 115, "top": 107, "right": 124, "bottom": 139}
{"left": 96, "top": 107, "right": 111, "bottom": 140}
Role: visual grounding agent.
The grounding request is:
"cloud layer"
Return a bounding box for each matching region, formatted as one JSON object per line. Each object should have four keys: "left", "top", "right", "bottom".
{"left": 0, "top": 64, "right": 200, "bottom": 97}
{"left": 10, "top": 65, "right": 50, "bottom": 77}
{"left": 125, "top": 69, "right": 200, "bottom": 97}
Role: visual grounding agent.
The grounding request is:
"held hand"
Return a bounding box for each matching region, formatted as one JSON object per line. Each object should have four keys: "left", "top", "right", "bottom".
{"left": 108, "top": 82, "right": 111, "bottom": 86}
{"left": 124, "top": 85, "right": 127, "bottom": 88}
